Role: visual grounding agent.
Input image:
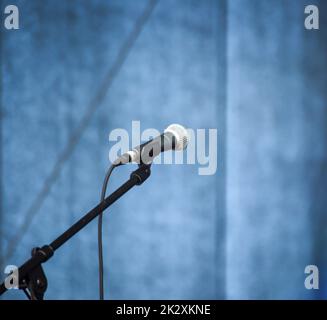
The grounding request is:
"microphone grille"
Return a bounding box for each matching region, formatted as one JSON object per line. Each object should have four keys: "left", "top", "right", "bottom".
{"left": 164, "top": 124, "right": 189, "bottom": 150}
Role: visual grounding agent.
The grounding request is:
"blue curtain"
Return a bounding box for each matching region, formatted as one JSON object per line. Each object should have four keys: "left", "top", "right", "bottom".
{"left": 0, "top": 0, "right": 326, "bottom": 299}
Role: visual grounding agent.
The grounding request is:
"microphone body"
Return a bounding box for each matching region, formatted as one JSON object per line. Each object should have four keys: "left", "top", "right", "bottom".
{"left": 113, "top": 124, "right": 188, "bottom": 166}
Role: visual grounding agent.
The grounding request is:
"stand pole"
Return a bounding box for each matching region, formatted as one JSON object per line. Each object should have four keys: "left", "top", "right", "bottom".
{"left": 0, "top": 164, "right": 151, "bottom": 299}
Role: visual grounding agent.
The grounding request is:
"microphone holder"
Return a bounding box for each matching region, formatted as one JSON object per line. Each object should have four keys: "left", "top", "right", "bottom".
{"left": 0, "top": 164, "right": 152, "bottom": 300}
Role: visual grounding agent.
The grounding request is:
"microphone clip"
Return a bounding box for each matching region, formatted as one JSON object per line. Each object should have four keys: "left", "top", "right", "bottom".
{"left": 130, "top": 164, "right": 152, "bottom": 186}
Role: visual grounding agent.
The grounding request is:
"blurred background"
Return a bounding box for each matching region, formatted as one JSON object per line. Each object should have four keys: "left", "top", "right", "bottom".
{"left": 0, "top": 0, "right": 327, "bottom": 299}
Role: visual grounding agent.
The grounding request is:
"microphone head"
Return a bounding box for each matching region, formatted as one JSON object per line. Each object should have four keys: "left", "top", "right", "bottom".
{"left": 164, "top": 124, "right": 189, "bottom": 150}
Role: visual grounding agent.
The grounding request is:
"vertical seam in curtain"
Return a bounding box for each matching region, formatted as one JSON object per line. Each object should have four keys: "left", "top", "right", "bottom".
{"left": 215, "top": 0, "right": 228, "bottom": 299}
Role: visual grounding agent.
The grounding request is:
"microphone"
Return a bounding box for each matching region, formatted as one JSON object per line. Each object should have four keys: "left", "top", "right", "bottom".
{"left": 113, "top": 124, "right": 189, "bottom": 166}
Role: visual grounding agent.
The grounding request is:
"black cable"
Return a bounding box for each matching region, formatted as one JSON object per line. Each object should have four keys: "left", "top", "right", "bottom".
{"left": 98, "top": 164, "right": 116, "bottom": 300}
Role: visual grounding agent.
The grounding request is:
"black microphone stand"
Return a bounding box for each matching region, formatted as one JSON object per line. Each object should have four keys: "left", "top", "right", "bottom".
{"left": 0, "top": 164, "right": 151, "bottom": 300}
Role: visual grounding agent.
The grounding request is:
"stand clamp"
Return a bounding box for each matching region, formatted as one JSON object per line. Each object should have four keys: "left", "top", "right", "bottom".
{"left": 19, "top": 245, "right": 54, "bottom": 300}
